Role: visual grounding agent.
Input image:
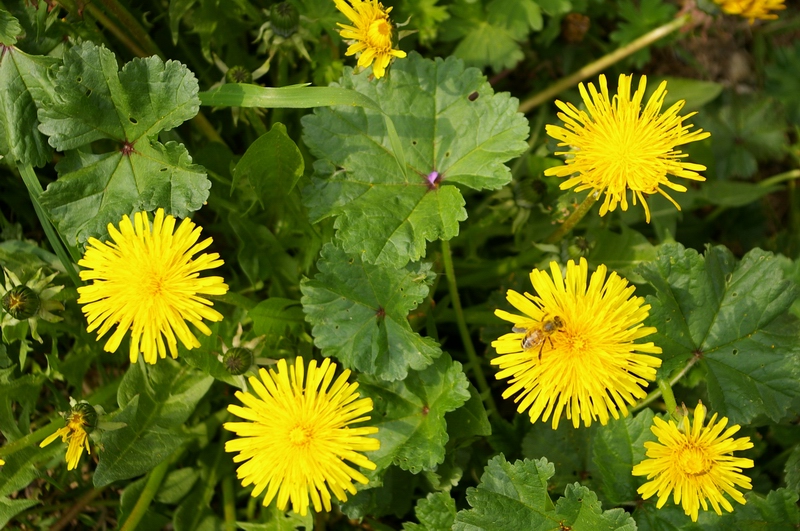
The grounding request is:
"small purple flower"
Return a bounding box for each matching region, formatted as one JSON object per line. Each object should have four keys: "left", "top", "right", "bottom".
{"left": 426, "top": 171, "right": 439, "bottom": 185}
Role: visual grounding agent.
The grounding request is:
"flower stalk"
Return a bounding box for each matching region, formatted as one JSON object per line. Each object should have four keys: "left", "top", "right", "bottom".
{"left": 544, "top": 192, "right": 599, "bottom": 244}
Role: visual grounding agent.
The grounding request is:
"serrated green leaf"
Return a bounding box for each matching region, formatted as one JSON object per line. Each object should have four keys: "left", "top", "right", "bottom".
{"left": 94, "top": 360, "right": 213, "bottom": 487}
{"left": 592, "top": 410, "right": 656, "bottom": 506}
{"left": 0, "top": 47, "right": 57, "bottom": 167}
{"left": 521, "top": 418, "right": 595, "bottom": 494}
{"left": 231, "top": 123, "right": 304, "bottom": 207}
{"left": 733, "top": 488, "right": 800, "bottom": 529}
{"left": 786, "top": 445, "right": 800, "bottom": 492}
{"left": 453, "top": 455, "right": 635, "bottom": 530}
{"left": 358, "top": 354, "right": 470, "bottom": 473}
{"left": 403, "top": 492, "right": 457, "bottom": 531}
{"left": 37, "top": 41, "right": 209, "bottom": 244}
{"left": 452, "top": 22, "right": 525, "bottom": 72}
{"left": 302, "top": 52, "right": 528, "bottom": 267}
{"left": 637, "top": 244, "right": 800, "bottom": 424}
{"left": 0, "top": 8, "right": 22, "bottom": 45}
{"left": 0, "top": 496, "right": 39, "bottom": 528}
{"left": 487, "top": 0, "right": 542, "bottom": 38}
{"left": 301, "top": 242, "right": 441, "bottom": 380}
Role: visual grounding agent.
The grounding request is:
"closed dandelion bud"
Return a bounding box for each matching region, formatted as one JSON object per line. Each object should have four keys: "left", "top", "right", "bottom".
{"left": 2, "top": 285, "right": 40, "bottom": 320}
{"left": 271, "top": 2, "right": 299, "bottom": 38}
{"left": 226, "top": 66, "right": 253, "bottom": 84}
{"left": 223, "top": 347, "right": 254, "bottom": 375}
{"left": 71, "top": 402, "right": 99, "bottom": 434}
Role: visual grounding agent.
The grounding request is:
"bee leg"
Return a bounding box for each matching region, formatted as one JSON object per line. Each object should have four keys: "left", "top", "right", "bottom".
{"left": 538, "top": 342, "right": 545, "bottom": 362}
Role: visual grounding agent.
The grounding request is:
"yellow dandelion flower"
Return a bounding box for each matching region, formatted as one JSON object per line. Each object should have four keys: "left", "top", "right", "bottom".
{"left": 491, "top": 258, "right": 662, "bottom": 429}
{"left": 40, "top": 403, "right": 98, "bottom": 470}
{"left": 544, "top": 74, "right": 711, "bottom": 223}
{"left": 77, "top": 208, "right": 228, "bottom": 365}
{"left": 632, "top": 402, "right": 754, "bottom": 522}
{"left": 334, "top": 0, "right": 407, "bottom": 79}
{"left": 0, "top": 458, "right": 4, "bottom": 466}
{"left": 224, "top": 356, "right": 380, "bottom": 516}
{"left": 714, "top": 0, "right": 785, "bottom": 22}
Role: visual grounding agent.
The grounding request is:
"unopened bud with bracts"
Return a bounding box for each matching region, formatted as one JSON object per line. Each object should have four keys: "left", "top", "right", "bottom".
{"left": 226, "top": 66, "right": 253, "bottom": 84}
{"left": 223, "top": 347, "right": 255, "bottom": 375}
{"left": 2, "top": 285, "right": 40, "bottom": 320}
{"left": 271, "top": 2, "right": 299, "bottom": 38}
{"left": 71, "top": 402, "right": 99, "bottom": 434}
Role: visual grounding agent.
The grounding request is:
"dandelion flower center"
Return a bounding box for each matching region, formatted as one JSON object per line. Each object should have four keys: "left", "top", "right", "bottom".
{"left": 633, "top": 402, "right": 754, "bottom": 522}
{"left": 77, "top": 208, "right": 228, "bottom": 365}
{"left": 491, "top": 258, "right": 662, "bottom": 429}
{"left": 225, "top": 357, "right": 380, "bottom": 516}
{"left": 545, "top": 74, "right": 710, "bottom": 223}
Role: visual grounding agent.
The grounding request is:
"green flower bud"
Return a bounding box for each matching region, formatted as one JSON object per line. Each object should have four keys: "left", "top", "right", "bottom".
{"left": 226, "top": 66, "right": 253, "bottom": 84}
{"left": 71, "top": 402, "right": 99, "bottom": 434}
{"left": 271, "top": 2, "right": 299, "bottom": 38}
{"left": 2, "top": 285, "right": 40, "bottom": 320}
{"left": 223, "top": 347, "right": 255, "bottom": 375}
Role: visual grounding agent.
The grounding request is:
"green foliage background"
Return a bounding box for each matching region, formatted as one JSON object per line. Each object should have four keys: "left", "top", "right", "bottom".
{"left": 1, "top": 0, "right": 799, "bottom": 529}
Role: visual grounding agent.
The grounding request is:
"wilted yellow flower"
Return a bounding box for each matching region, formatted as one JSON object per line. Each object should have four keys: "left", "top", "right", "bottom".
{"left": 633, "top": 402, "right": 754, "bottom": 522}
{"left": 334, "top": 0, "right": 406, "bottom": 78}
{"left": 545, "top": 74, "right": 710, "bottom": 223}
{"left": 224, "top": 357, "right": 380, "bottom": 516}
{"left": 714, "top": 0, "right": 785, "bottom": 22}
{"left": 40, "top": 402, "right": 98, "bottom": 470}
{"left": 77, "top": 208, "right": 228, "bottom": 364}
{"left": 491, "top": 258, "right": 662, "bottom": 429}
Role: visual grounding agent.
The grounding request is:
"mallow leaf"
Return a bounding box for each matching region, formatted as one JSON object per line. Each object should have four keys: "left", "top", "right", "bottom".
{"left": 403, "top": 492, "right": 457, "bottom": 531}
{"left": 0, "top": 46, "right": 57, "bottom": 167}
{"left": 638, "top": 244, "right": 800, "bottom": 425}
{"left": 301, "top": 242, "right": 441, "bottom": 381}
{"left": 0, "top": 9, "right": 22, "bottom": 45}
{"left": 302, "top": 52, "right": 529, "bottom": 268}
{"left": 38, "top": 41, "right": 209, "bottom": 244}
{"left": 358, "top": 354, "right": 470, "bottom": 474}
{"left": 453, "top": 455, "right": 636, "bottom": 531}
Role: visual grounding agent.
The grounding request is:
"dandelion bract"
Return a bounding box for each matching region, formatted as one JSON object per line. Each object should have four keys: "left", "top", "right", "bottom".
{"left": 491, "top": 258, "right": 662, "bottom": 428}
{"left": 545, "top": 74, "right": 710, "bottom": 222}
{"left": 224, "top": 357, "right": 380, "bottom": 515}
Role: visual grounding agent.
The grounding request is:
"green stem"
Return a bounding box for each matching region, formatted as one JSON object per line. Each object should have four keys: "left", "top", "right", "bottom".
{"left": 17, "top": 164, "right": 81, "bottom": 287}
{"left": 758, "top": 168, "right": 800, "bottom": 187}
{"left": 632, "top": 354, "right": 699, "bottom": 413}
{"left": 222, "top": 476, "right": 237, "bottom": 531}
{"left": 518, "top": 14, "right": 691, "bottom": 113}
{"left": 120, "top": 459, "right": 170, "bottom": 531}
{"left": 544, "top": 192, "right": 599, "bottom": 244}
{"left": 83, "top": 3, "right": 150, "bottom": 58}
{"left": 50, "top": 487, "right": 107, "bottom": 531}
{"left": 657, "top": 378, "right": 677, "bottom": 416}
{"left": 441, "top": 239, "right": 499, "bottom": 418}
{"left": 96, "top": 0, "right": 165, "bottom": 58}
{"left": 271, "top": 53, "right": 290, "bottom": 127}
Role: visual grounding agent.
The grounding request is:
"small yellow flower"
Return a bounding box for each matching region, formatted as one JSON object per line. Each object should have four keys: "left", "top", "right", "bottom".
{"left": 40, "top": 403, "right": 98, "bottom": 470}
{"left": 334, "top": 0, "right": 406, "bottom": 78}
{"left": 77, "top": 208, "right": 228, "bottom": 364}
{"left": 491, "top": 258, "right": 662, "bottom": 429}
{"left": 545, "top": 74, "right": 710, "bottom": 223}
{"left": 224, "top": 357, "right": 380, "bottom": 516}
{"left": 0, "top": 458, "right": 5, "bottom": 466}
{"left": 714, "top": 0, "right": 785, "bottom": 22}
{"left": 632, "top": 402, "right": 754, "bottom": 522}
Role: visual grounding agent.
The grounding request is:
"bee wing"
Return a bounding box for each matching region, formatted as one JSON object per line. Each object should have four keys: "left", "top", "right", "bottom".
{"left": 512, "top": 326, "right": 527, "bottom": 334}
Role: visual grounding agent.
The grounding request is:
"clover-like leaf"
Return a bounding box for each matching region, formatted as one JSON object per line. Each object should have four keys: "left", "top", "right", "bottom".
{"left": 638, "top": 243, "right": 800, "bottom": 425}
{"left": 358, "top": 354, "right": 470, "bottom": 474}
{"left": 37, "top": 41, "right": 209, "bottom": 244}
{"left": 302, "top": 52, "right": 529, "bottom": 267}
{"left": 453, "top": 455, "right": 636, "bottom": 531}
{"left": 301, "top": 242, "right": 441, "bottom": 381}
{"left": 0, "top": 46, "right": 57, "bottom": 167}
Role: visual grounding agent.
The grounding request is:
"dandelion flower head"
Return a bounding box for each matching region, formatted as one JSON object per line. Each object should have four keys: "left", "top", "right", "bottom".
{"left": 334, "top": 0, "right": 406, "bottom": 79}
{"left": 545, "top": 74, "right": 711, "bottom": 223}
{"left": 491, "top": 258, "right": 662, "bottom": 429}
{"left": 77, "top": 208, "right": 228, "bottom": 365}
{"left": 224, "top": 356, "right": 380, "bottom": 516}
{"left": 714, "top": 0, "right": 785, "bottom": 22}
{"left": 40, "top": 403, "right": 97, "bottom": 470}
{"left": 632, "top": 402, "right": 754, "bottom": 522}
